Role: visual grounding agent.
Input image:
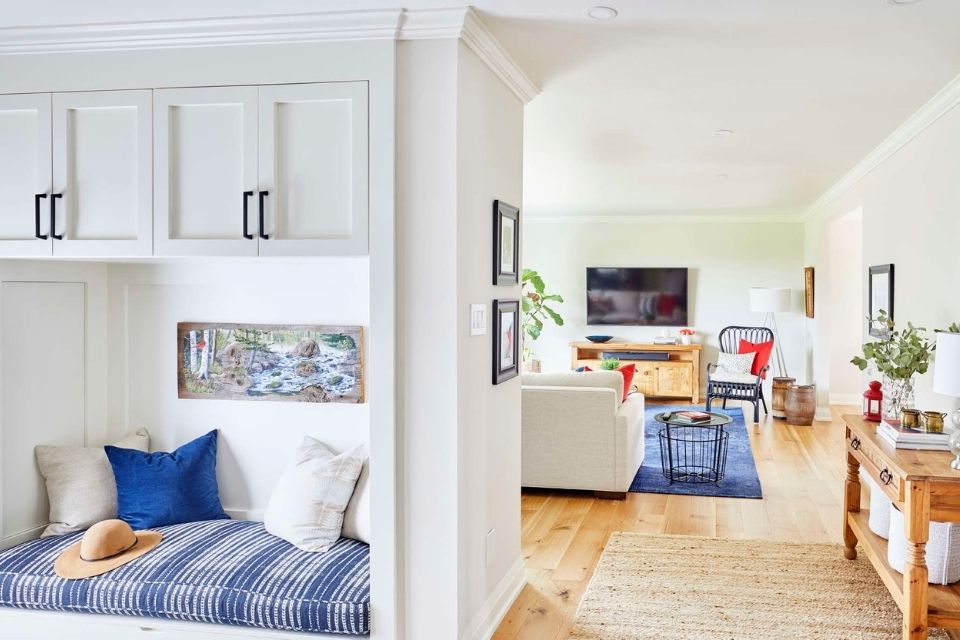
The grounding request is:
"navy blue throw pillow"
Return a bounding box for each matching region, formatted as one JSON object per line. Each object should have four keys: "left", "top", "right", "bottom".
{"left": 105, "top": 430, "right": 229, "bottom": 529}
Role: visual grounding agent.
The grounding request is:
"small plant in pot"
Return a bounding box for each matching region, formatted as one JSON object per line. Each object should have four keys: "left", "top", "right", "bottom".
{"left": 521, "top": 269, "right": 564, "bottom": 369}
{"left": 851, "top": 310, "right": 936, "bottom": 420}
{"left": 600, "top": 358, "right": 621, "bottom": 371}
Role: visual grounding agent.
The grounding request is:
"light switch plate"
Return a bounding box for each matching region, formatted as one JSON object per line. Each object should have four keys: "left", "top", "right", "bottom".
{"left": 470, "top": 303, "right": 487, "bottom": 336}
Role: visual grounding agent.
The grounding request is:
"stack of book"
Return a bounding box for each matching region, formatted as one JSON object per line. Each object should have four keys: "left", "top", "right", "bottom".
{"left": 670, "top": 410, "right": 712, "bottom": 424}
{"left": 877, "top": 419, "right": 950, "bottom": 451}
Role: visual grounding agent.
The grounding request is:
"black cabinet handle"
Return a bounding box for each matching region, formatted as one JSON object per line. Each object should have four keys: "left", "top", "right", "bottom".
{"left": 50, "top": 193, "right": 63, "bottom": 240}
{"left": 242, "top": 191, "right": 254, "bottom": 239}
{"left": 258, "top": 190, "right": 269, "bottom": 240}
{"left": 35, "top": 194, "right": 48, "bottom": 239}
{"left": 850, "top": 437, "right": 861, "bottom": 451}
{"left": 880, "top": 468, "right": 893, "bottom": 485}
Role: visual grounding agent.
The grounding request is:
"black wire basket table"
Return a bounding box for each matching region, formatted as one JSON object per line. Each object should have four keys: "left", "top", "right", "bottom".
{"left": 654, "top": 411, "right": 732, "bottom": 484}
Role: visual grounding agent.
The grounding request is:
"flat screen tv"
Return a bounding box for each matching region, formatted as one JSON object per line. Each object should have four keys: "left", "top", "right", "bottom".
{"left": 586, "top": 267, "right": 688, "bottom": 326}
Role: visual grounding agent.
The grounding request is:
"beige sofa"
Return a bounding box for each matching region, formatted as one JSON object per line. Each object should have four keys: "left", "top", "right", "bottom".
{"left": 521, "top": 370, "right": 645, "bottom": 498}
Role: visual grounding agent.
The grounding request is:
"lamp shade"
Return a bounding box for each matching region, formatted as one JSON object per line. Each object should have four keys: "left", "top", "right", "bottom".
{"left": 749, "top": 287, "right": 791, "bottom": 313}
{"left": 934, "top": 332, "right": 960, "bottom": 397}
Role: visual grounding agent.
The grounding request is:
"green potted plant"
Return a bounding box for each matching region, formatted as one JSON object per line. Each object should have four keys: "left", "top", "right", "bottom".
{"left": 851, "top": 310, "right": 936, "bottom": 419}
{"left": 521, "top": 269, "right": 564, "bottom": 368}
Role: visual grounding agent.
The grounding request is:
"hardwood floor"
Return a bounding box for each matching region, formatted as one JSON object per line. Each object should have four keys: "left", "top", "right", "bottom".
{"left": 493, "top": 402, "right": 860, "bottom": 640}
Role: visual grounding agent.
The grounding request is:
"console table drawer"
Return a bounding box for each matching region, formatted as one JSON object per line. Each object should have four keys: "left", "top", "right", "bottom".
{"left": 847, "top": 432, "right": 903, "bottom": 502}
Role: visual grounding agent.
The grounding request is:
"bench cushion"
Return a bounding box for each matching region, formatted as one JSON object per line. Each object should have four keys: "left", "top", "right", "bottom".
{"left": 0, "top": 519, "right": 369, "bottom": 635}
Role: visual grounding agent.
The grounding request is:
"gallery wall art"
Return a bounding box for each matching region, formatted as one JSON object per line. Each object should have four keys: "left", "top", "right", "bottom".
{"left": 177, "top": 323, "right": 364, "bottom": 403}
{"left": 868, "top": 264, "right": 894, "bottom": 337}
{"left": 493, "top": 200, "right": 520, "bottom": 285}
{"left": 492, "top": 300, "right": 519, "bottom": 384}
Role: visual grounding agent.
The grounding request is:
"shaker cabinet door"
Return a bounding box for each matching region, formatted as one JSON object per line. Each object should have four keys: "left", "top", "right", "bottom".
{"left": 257, "top": 82, "right": 368, "bottom": 256}
{"left": 0, "top": 94, "right": 52, "bottom": 257}
{"left": 51, "top": 90, "right": 153, "bottom": 257}
{"left": 153, "top": 86, "right": 260, "bottom": 256}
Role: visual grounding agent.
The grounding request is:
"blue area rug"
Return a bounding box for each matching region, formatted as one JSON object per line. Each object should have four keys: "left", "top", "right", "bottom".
{"left": 629, "top": 404, "right": 763, "bottom": 499}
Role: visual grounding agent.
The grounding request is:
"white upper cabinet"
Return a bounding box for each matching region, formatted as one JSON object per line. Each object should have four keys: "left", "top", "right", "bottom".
{"left": 154, "top": 87, "right": 259, "bottom": 257}
{"left": 258, "top": 82, "right": 368, "bottom": 256}
{"left": 52, "top": 90, "right": 153, "bottom": 257}
{"left": 0, "top": 94, "right": 52, "bottom": 257}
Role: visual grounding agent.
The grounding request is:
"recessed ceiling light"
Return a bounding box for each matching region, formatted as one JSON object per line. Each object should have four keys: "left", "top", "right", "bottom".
{"left": 888, "top": 0, "right": 924, "bottom": 4}
{"left": 712, "top": 129, "right": 734, "bottom": 137}
{"left": 586, "top": 6, "right": 618, "bottom": 20}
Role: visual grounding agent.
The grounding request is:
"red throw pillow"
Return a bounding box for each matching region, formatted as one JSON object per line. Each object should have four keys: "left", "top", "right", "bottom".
{"left": 738, "top": 339, "right": 774, "bottom": 378}
{"left": 617, "top": 364, "right": 636, "bottom": 401}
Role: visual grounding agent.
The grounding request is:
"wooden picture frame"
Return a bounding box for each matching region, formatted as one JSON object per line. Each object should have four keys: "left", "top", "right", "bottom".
{"left": 868, "top": 264, "right": 894, "bottom": 337}
{"left": 493, "top": 200, "right": 520, "bottom": 285}
{"left": 492, "top": 300, "right": 520, "bottom": 384}
{"left": 804, "top": 267, "right": 815, "bottom": 319}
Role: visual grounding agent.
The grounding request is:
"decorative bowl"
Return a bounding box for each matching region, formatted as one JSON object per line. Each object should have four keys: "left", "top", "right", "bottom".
{"left": 586, "top": 335, "right": 613, "bottom": 343}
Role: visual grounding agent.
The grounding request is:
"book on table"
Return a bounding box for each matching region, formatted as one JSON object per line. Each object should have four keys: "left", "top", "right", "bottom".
{"left": 671, "top": 410, "right": 712, "bottom": 424}
{"left": 878, "top": 418, "right": 950, "bottom": 450}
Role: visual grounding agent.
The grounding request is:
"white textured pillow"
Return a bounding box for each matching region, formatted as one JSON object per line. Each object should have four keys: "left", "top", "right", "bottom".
{"left": 35, "top": 429, "right": 150, "bottom": 537}
{"left": 716, "top": 352, "right": 755, "bottom": 376}
{"left": 341, "top": 457, "right": 369, "bottom": 543}
{"left": 265, "top": 437, "right": 365, "bottom": 552}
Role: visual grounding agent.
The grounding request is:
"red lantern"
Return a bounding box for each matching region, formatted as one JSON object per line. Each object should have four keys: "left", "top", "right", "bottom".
{"left": 863, "top": 380, "right": 882, "bottom": 422}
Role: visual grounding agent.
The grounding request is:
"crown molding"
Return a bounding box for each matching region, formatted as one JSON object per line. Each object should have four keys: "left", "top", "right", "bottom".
{"left": 802, "top": 71, "right": 960, "bottom": 222}
{"left": 0, "top": 10, "right": 403, "bottom": 54}
{"left": 0, "top": 6, "right": 540, "bottom": 104}
{"left": 525, "top": 212, "right": 802, "bottom": 224}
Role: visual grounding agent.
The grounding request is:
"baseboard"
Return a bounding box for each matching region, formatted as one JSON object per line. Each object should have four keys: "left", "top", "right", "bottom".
{"left": 461, "top": 557, "right": 526, "bottom": 640}
{"left": 829, "top": 393, "right": 861, "bottom": 406}
{"left": 815, "top": 406, "right": 833, "bottom": 422}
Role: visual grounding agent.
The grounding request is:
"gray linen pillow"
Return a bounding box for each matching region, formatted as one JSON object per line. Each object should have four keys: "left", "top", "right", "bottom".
{"left": 35, "top": 429, "right": 150, "bottom": 537}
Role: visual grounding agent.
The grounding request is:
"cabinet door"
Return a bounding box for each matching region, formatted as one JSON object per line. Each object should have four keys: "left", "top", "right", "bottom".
{"left": 0, "top": 94, "right": 52, "bottom": 257}
{"left": 1, "top": 282, "right": 85, "bottom": 546}
{"left": 52, "top": 90, "right": 152, "bottom": 257}
{"left": 258, "top": 82, "right": 368, "bottom": 256}
{"left": 655, "top": 363, "right": 693, "bottom": 398}
{"left": 633, "top": 362, "right": 657, "bottom": 396}
{"left": 154, "top": 87, "right": 259, "bottom": 256}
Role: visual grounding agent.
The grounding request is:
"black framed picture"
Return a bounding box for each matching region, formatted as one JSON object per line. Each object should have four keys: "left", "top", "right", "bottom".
{"left": 868, "top": 264, "right": 894, "bottom": 337}
{"left": 492, "top": 299, "right": 520, "bottom": 384}
{"left": 493, "top": 200, "right": 520, "bottom": 285}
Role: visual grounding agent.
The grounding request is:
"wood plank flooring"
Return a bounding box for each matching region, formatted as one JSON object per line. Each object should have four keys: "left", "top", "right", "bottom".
{"left": 492, "top": 403, "right": 882, "bottom": 640}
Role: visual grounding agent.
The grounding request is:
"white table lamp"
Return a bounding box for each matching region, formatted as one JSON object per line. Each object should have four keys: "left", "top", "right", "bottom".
{"left": 749, "top": 287, "right": 791, "bottom": 377}
{"left": 934, "top": 331, "right": 960, "bottom": 432}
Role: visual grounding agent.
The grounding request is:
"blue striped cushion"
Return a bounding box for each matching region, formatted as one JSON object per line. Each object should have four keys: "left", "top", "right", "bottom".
{"left": 0, "top": 519, "right": 369, "bottom": 635}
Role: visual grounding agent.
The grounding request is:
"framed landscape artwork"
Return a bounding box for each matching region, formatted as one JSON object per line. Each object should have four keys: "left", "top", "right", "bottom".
{"left": 177, "top": 323, "right": 364, "bottom": 403}
{"left": 868, "top": 264, "right": 894, "bottom": 337}
{"left": 492, "top": 300, "right": 519, "bottom": 385}
{"left": 493, "top": 200, "right": 520, "bottom": 285}
{"left": 804, "top": 266, "right": 815, "bottom": 318}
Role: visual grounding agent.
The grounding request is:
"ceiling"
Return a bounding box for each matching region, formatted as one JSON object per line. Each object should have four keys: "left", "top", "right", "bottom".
{"left": 4, "top": 0, "right": 960, "bottom": 220}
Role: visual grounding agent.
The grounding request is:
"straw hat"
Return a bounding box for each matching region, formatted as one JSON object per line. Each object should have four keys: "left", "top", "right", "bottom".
{"left": 54, "top": 519, "right": 162, "bottom": 579}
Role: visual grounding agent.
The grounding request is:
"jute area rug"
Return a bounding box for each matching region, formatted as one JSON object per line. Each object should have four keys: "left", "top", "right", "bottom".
{"left": 569, "top": 532, "right": 949, "bottom": 639}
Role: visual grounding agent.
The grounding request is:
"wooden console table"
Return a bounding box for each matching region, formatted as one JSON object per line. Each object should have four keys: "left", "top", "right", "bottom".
{"left": 570, "top": 342, "right": 701, "bottom": 402}
{"left": 842, "top": 414, "right": 960, "bottom": 639}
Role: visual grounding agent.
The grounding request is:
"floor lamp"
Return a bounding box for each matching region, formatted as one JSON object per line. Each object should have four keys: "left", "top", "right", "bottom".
{"left": 749, "top": 287, "right": 790, "bottom": 377}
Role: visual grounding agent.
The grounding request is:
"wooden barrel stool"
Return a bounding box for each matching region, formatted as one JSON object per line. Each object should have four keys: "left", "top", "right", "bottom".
{"left": 785, "top": 384, "right": 816, "bottom": 426}
{"left": 771, "top": 376, "right": 795, "bottom": 420}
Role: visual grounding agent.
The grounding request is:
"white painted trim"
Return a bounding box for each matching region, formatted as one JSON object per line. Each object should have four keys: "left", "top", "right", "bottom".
{"left": 829, "top": 393, "right": 861, "bottom": 406}
{"left": 803, "top": 72, "right": 960, "bottom": 222}
{"left": 461, "top": 557, "right": 526, "bottom": 640}
{"left": 0, "top": 525, "right": 44, "bottom": 551}
{"left": 815, "top": 407, "right": 833, "bottom": 422}
{"left": 0, "top": 7, "right": 540, "bottom": 105}
{"left": 526, "top": 212, "right": 801, "bottom": 224}
{"left": 0, "top": 11, "right": 403, "bottom": 54}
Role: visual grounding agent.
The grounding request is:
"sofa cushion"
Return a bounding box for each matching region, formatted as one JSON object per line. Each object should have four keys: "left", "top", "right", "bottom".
{"left": 522, "top": 370, "right": 625, "bottom": 406}
{"left": 739, "top": 339, "right": 774, "bottom": 378}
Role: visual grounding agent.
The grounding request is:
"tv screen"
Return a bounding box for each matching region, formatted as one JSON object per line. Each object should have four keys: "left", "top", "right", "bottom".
{"left": 586, "top": 267, "right": 688, "bottom": 326}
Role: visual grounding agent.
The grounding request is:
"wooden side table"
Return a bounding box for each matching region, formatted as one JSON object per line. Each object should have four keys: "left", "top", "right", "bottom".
{"left": 842, "top": 414, "right": 960, "bottom": 639}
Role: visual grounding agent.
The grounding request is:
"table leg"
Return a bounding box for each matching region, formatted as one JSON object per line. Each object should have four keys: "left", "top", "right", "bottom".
{"left": 843, "top": 451, "right": 861, "bottom": 560}
{"left": 903, "top": 481, "right": 930, "bottom": 640}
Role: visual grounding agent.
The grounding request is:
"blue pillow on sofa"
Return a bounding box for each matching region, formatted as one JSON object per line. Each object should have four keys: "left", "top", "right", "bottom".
{"left": 105, "top": 430, "right": 229, "bottom": 529}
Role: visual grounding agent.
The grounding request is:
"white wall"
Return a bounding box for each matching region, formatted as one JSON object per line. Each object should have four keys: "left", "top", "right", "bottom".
{"left": 804, "top": 99, "right": 960, "bottom": 416}
{"left": 105, "top": 260, "right": 370, "bottom": 518}
{"left": 825, "top": 208, "right": 864, "bottom": 405}
{"left": 523, "top": 220, "right": 806, "bottom": 391}
{"left": 456, "top": 41, "right": 524, "bottom": 639}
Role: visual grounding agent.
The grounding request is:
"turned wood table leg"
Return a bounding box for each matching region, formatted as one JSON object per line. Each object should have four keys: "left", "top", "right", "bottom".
{"left": 843, "top": 451, "right": 861, "bottom": 560}
{"left": 903, "top": 481, "right": 931, "bottom": 640}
